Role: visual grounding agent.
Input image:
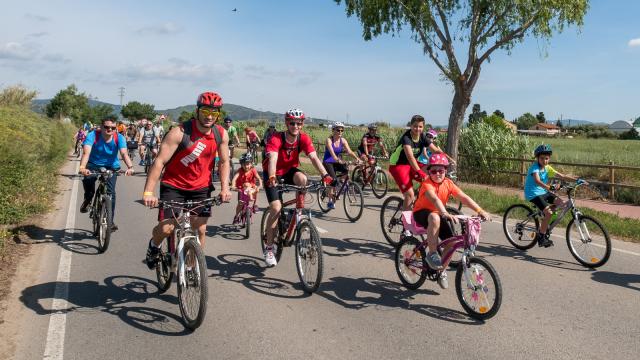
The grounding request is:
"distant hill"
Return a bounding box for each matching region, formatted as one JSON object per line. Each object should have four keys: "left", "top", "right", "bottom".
{"left": 551, "top": 119, "right": 609, "bottom": 127}
{"left": 32, "top": 99, "right": 331, "bottom": 124}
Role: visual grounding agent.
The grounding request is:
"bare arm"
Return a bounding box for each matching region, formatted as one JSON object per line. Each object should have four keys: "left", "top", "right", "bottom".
{"left": 532, "top": 172, "right": 552, "bottom": 191}
{"left": 361, "top": 137, "right": 369, "bottom": 156}
{"left": 342, "top": 138, "right": 359, "bottom": 161}
{"left": 254, "top": 169, "right": 263, "bottom": 189}
{"left": 143, "top": 127, "right": 182, "bottom": 196}
{"left": 231, "top": 171, "right": 240, "bottom": 189}
{"left": 267, "top": 151, "right": 278, "bottom": 183}
{"left": 217, "top": 131, "right": 231, "bottom": 197}
{"left": 403, "top": 144, "right": 421, "bottom": 172}
{"left": 308, "top": 151, "right": 328, "bottom": 177}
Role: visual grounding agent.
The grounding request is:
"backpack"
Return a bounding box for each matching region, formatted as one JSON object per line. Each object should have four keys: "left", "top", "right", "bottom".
{"left": 92, "top": 129, "right": 119, "bottom": 146}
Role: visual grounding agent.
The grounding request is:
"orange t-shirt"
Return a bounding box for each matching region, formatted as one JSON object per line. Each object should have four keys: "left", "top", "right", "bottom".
{"left": 413, "top": 177, "right": 461, "bottom": 212}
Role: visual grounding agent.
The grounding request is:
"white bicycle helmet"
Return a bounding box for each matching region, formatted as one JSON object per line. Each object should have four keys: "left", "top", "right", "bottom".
{"left": 285, "top": 108, "right": 305, "bottom": 121}
{"left": 333, "top": 121, "right": 345, "bottom": 129}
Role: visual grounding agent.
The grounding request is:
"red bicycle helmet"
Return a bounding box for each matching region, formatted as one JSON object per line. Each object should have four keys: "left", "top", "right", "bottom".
{"left": 197, "top": 92, "right": 223, "bottom": 108}
{"left": 428, "top": 153, "right": 449, "bottom": 168}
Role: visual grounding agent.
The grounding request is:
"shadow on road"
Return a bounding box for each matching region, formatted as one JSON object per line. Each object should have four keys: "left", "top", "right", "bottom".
{"left": 591, "top": 271, "right": 640, "bottom": 292}
{"left": 307, "top": 210, "right": 352, "bottom": 224}
{"left": 322, "top": 237, "right": 392, "bottom": 259}
{"left": 206, "top": 224, "right": 248, "bottom": 241}
{"left": 12, "top": 225, "right": 102, "bottom": 255}
{"left": 19, "top": 275, "right": 192, "bottom": 335}
{"left": 477, "top": 242, "right": 591, "bottom": 272}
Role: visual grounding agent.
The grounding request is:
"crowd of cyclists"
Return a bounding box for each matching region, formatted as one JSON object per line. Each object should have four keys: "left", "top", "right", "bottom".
{"left": 76, "top": 89, "right": 590, "bottom": 301}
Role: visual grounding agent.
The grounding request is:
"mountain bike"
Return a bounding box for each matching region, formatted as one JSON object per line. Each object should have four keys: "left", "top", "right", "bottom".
{"left": 248, "top": 142, "right": 259, "bottom": 165}
{"left": 127, "top": 140, "right": 138, "bottom": 162}
{"left": 142, "top": 143, "right": 154, "bottom": 174}
{"left": 502, "top": 182, "right": 611, "bottom": 268}
{"left": 85, "top": 168, "right": 124, "bottom": 253}
{"left": 234, "top": 188, "right": 257, "bottom": 239}
{"left": 351, "top": 155, "right": 388, "bottom": 199}
{"left": 74, "top": 140, "right": 83, "bottom": 158}
{"left": 395, "top": 213, "right": 502, "bottom": 320}
{"left": 260, "top": 181, "right": 324, "bottom": 293}
{"left": 150, "top": 197, "right": 222, "bottom": 330}
{"left": 317, "top": 161, "right": 364, "bottom": 222}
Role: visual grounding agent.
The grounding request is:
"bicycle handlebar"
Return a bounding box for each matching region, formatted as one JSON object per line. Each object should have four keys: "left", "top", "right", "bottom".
{"left": 153, "top": 196, "right": 224, "bottom": 209}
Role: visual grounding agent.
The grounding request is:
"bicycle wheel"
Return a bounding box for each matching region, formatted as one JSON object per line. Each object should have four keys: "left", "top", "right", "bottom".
{"left": 155, "top": 237, "right": 173, "bottom": 293}
{"left": 455, "top": 257, "right": 502, "bottom": 320}
{"left": 144, "top": 152, "right": 150, "bottom": 174}
{"left": 343, "top": 183, "right": 364, "bottom": 222}
{"left": 566, "top": 214, "right": 611, "bottom": 268}
{"left": 177, "top": 237, "right": 208, "bottom": 330}
{"left": 244, "top": 206, "right": 251, "bottom": 239}
{"left": 260, "top": 210, "right": 284, "bottom": 262}
{"left": 97, "top": 195, "right": 112, "bottom": 253}
{"left": 370, "top": 170, "right": 388, "bottom": 199}
{"left": 295, "top": 219, "right": 323, "bottom": 293}
{"left": 395, "top": 236, "right": 427, "bottom": 290}
{"left": 503, "top": 204, "right": 539, "bottom": 250}
{"left": 380, "top": 195, "right": 404, "bottom": 246}
{"left": 316, "top": 186, "right": 331, "bottom": 213}
{"left": 444, "top": 207, "right": 464, "bottom": 268}
{"left": 351, "top": 167, "right": 364, "bottom": 188}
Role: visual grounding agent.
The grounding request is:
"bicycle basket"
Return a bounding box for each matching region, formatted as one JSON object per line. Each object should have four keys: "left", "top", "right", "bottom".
{"left": 465, "top": 217, "right": 481, "bottom": 246}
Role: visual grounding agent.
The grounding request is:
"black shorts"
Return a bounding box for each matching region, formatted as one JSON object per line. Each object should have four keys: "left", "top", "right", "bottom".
{"left": 158, "top": 183, "right": 212, "bottom": 221}
{"left": 263, "top": 167, "right": 302, "bottom": 203}
{"left": 323, "top": 162, "right": 348, "bottom": 180}
{"left": 530, "top": 193, "right": 558, "bottom": 211}
{"left": 413, "top": 209, "right": 454, "bottom": 240}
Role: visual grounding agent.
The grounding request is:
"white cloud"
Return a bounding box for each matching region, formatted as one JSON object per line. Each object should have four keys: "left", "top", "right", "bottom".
{"left": 243, "top": 65, "right": 322, "bottom": 86}
{"left": 27, "top": 32, "right": 49, "bottom": 38}
{"left": 42, "top": 53, "right": 71, "bottom": 64}
{"left": 0, "top": 42, "right": 38, "bottom": 60}
{"left": 629, "top": 38, "right": 640, "bottom": 47}
{"left": 113, "top": 58, "right": 233, "bottom": 84}
{"left": 24, "top": 13, "right": 51, "bottom": 22}
{"left": 136, "top": 22, "right": 182, "bottom": 35}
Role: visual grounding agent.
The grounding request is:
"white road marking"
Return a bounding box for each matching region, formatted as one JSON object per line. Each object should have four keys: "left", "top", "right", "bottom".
{"left": 315, "top": 226, "right": 328, "bottom": 234}
{"left": 43, "top": 160, "right": 79, "bottom": 360}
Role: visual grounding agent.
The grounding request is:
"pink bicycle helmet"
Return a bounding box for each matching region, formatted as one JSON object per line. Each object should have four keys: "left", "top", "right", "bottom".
{"left": 426, "top": 129, "right": 438, "bottom": 138}
{"left": 428, "top": 153, "right": 449, "bottom": 168}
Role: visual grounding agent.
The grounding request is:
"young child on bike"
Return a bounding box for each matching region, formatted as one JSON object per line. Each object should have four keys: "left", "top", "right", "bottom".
{"left": 231, "top": 153, "right": 262, "bottom": 224}
{"left": 74, "top": 127, "right": 86, "bottom": 154}
{"left": 525, "top": 144, "right": 587, "bottom": 247}
{"left": 413, "top": 153, "right": 489, "bottom": 285}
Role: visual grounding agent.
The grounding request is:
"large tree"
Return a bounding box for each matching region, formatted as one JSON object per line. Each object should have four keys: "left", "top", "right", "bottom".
{"left": 120, "top": 101, "right": 156, "bottom": 121}
{"left": 515, "top": 112, "right": 537, "bottom": 130}
{"left": 45, "top": 84, "right": 89, "bottom": 123}
{"left": 468, "top": 103, "right": 487, "bottom": 125}
{"left": 334, "top": 0, "right": 588, "bottom": 163}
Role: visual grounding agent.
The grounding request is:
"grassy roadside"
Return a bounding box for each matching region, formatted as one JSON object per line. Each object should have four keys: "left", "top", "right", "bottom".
{"left": 0, "top": 105, "right": 74, "bottom": 257}
{"left": 297, "top": 162, "right": 640, "bottom": 242}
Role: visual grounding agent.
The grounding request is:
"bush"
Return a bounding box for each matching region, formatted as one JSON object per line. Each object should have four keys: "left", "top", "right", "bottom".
{"left": 0, "top": 85, "right": 38, "bottom": 107}
{"left": 0, "top": 106, "right": 74, "bottom": 224}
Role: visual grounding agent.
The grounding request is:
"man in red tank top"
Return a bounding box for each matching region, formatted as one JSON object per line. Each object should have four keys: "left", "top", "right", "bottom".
{"left": 262, "top": 108, "right": 332, "bottom": 267}
{"left": 142, "top": 91, "right": 232, "bottom": 269}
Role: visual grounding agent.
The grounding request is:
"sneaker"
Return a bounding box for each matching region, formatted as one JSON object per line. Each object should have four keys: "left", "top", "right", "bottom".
{"left": 437, "top": 271, "right": 449, "bottom": 289}
{"left": 327, "top": 201, "right": 335, "bottom": 210}
{"left": 264, "top": 245, "right": 278, "bottom": 267}
{"left": 537, "top": 233, "right": 554, "bottom": 248}
{"left": 425, "top": 252, "right": 443, "bottom": 270}
{"left": 80, "top": 199, "right": 91, "bottom": 213}
{"left": 111, "top": 223, "right": 118, "bottom": 231}
{"left": 252, "top": 204, "right": 259, "bottom": 212}
{"left": 139, "top": 159, "right": 144, "bottom": 166}
{"left": 145, "top": 240, "right": 160, "bottom": 270}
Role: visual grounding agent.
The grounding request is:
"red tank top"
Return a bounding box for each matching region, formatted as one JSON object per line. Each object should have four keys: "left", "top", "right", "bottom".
{"left": 234, "top": 167, "right": 258, "bottom": 189}
{"left": 162, "top": 122, "right": 222, "bottom": 191}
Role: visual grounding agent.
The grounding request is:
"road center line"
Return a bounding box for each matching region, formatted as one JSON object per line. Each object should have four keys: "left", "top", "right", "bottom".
{"left": 43, "top": 160, "right": 78, "bottom": 360}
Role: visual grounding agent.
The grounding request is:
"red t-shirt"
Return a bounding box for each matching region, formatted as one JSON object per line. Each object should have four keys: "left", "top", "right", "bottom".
{"left": 161, "top": 121, "right": 223, "bottom": 191}
{"left": 263, "top": 131, "right": 315, "bottom": 176}
{"left": 235, "top": 167, "right": 258, "bottom": 189}
{"left": 247, "top": 131, "right": 259, "bottom": 143}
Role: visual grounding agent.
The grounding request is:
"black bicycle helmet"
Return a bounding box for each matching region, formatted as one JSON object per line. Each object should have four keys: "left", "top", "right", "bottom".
{"left": 534, "top": 144, "right": 552, "bottom": 156}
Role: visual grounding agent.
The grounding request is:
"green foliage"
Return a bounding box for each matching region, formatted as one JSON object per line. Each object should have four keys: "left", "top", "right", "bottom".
{"left": 468, "top": 104, "right": 487, "bottom": 125}
{"left": 493, "top": 110, "right": 505, "bottom": 119}
{"left": 120, "top": 101, "right": 155, "bottom": 121}
{"left": 536, "top": 112, "right": 546, "bottom": 123}
{"left": 458, "top": 122, "right": 530, "bottom": 186}
{"left": 0, "top": 85, "right": 38, "bottom": 107}
{"left": 82, "top": 104, "right": 115, "bottom": 124}
{"left": 570, "top": 125, "right": 616, "bottom": 139}
{"left": 178, "top": 110, "right": 194, "bottom": 122}
{"left": 619, "top": 128, "right": 639, "bottom": 140}
{"left": 45, "top": 84, "right": 89, "bottom": 124}
{"left": 556, "top": 120, "right": 564, "bottom": 128}
{"left": 0, "top": 106, "right": 74, "bottom": 225}
{"left": 482, "top": 114, "right": 509, "bottom": 132}
{"left": 515, "top": 112, "right": 538, "bottom": 130}
{"left": 634, "top": 117, "right": 640, "bottom": 127}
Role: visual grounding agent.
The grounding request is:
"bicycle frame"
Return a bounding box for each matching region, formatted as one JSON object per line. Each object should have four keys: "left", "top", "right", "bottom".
{"left": 280, "top": 191, "right": 308, "bottom": 245}
{"left": 357, "top": 158, "right": 382, "bottom": 184}
{"left": 531, "top": 185, "right": 584, "bottom": 234}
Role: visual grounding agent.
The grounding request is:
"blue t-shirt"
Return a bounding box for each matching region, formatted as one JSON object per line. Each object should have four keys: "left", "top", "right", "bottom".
{"left": 524, "top": 162, "right": 557, "bottom": 200}
{"left": 83, "top": 131, "right": 126, "bottom": 169}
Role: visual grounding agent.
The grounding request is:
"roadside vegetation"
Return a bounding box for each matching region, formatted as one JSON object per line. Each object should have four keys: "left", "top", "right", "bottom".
{"left": 0, "top": 85, "right": 74, "bottom": 256}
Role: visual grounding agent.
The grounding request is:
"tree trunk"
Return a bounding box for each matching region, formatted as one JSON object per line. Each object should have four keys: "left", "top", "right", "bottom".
{"left": 445, "top": 87, "right": 471, "bottom": 170}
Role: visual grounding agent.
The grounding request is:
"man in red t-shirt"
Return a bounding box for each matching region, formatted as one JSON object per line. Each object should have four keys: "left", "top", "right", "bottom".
{"left": 262, "top": 108, "right": 332, "bottom": 267}
{"left": 142, "top": 91, "right": 232, "bottom": 269}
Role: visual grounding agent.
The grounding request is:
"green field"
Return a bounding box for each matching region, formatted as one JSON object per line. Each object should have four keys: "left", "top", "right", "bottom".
{"left": 542, "top": 138, "right": 640, "bottom": 167}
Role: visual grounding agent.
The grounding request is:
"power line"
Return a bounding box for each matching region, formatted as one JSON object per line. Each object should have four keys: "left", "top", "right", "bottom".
{"left": 118, "top": 87, "right": 125, "bottom": 107}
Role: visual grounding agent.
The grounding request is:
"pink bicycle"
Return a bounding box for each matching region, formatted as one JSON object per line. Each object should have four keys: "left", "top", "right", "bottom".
{"left": 235, "top": 188, "right": 257, "bottom": 239}
{"left": 394, "top": 212, "right": 502, "bottom": 320}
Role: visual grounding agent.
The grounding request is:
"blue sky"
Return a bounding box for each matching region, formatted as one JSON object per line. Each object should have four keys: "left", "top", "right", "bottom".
{"left": 0, "top": 0, "right": 638, "bottom": 125}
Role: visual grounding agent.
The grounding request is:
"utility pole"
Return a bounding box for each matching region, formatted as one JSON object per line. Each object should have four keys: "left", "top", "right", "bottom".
{"left": 118, "top": 87, "right": 125, "bottom": 107}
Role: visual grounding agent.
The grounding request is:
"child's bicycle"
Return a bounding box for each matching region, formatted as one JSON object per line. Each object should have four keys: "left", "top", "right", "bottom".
{"left": 502, "top": 181, "right": 611, "bottom": 268}
{"left": 316, "top": 161, "right": 364, "bottom": 222}
{"left": 351, "top": 155, "right": 389, "bottom": 199}
{"left": 147, "top": 196, "right": 223, "bottom": 330}
{"left": 234, "top": 188, "right": 257, "bottom": 239}
{"left": 395, "top": 212, "right": 502, "bottom": 320}
{"left": 260, "top": 181, "right": 325, "bottom": 293}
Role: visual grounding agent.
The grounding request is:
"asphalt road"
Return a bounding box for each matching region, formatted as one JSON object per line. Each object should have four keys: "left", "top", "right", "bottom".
{"left": 5, "top": 155, "right": 640, "bottom": 360}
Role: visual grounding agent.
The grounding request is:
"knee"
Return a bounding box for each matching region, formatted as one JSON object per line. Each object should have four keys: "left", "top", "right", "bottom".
{"left": 428, "top": 213, "right": 440, "bottom": 227}
{"left": 294, "top": 172, "right": 307, "bottom": 185}
{"left": 269, "top": 202, "right": 282, "bottom": 214}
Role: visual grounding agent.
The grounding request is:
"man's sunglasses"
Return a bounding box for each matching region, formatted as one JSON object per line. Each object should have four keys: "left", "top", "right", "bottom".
{"left": 429, "top": 168, "right": 446, "bottom": 175}
{"left": 103, "top": 126, "right": 116, "bottom": 131}
{"left": 200, "top": 108, "right": 221, "bottom": 117}
{"left": 288, "top": 121, "right": 304, "bottom": 127}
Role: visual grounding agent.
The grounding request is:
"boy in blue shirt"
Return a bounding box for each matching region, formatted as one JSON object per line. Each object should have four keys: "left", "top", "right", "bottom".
{"left": 524, "top": 144, "right": 586, "bottom": 247}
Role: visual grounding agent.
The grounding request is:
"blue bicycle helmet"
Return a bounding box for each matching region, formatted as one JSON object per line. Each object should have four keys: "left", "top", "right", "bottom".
{"left": 534, "top": 144, "right": 552, "bottom": 156}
